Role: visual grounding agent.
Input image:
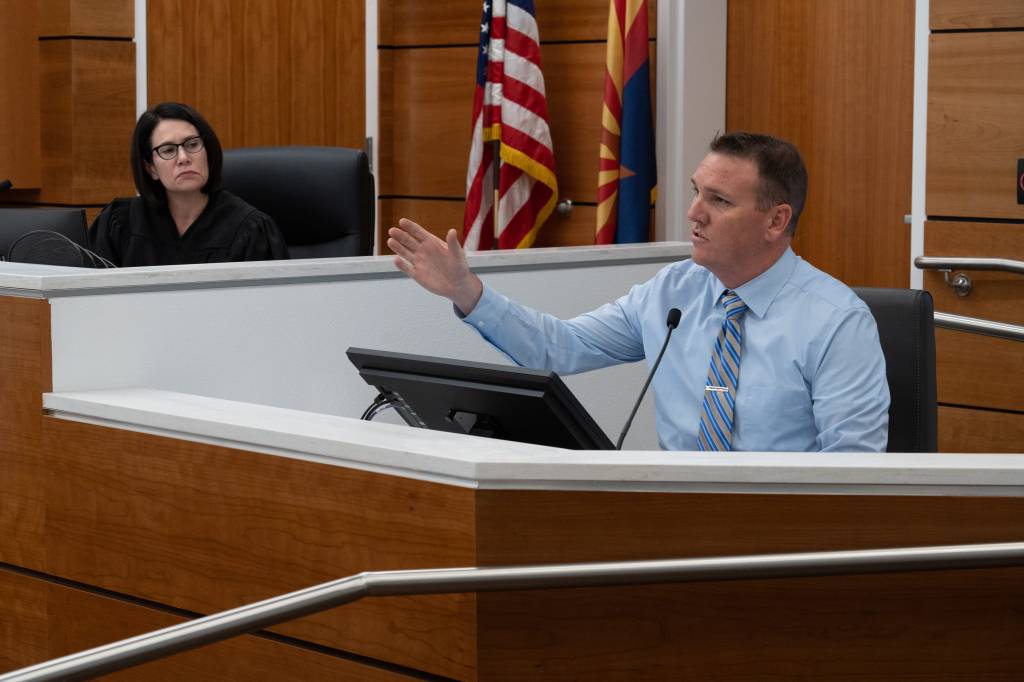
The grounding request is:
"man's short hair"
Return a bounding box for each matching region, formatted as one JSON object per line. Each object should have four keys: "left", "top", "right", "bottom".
{"left": 709, "top": 132, "right": 808, "bottom": 234}
{"left": 130, "top": 102, "right": 224, "bottom": 207}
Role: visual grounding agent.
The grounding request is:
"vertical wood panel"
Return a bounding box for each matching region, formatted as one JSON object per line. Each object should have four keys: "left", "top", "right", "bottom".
{"left": 0, "top": 298, "right": 50, "bottom": 569}
{"left": 938, "top": 405, "right": 1024, "bottom": 453}
{"left": 727, "top": 0, "right": 915, "bottom": 288}
{"left": 0, "top": 0, "right": 42, "bottom": 189}
{"left": 927, "top": 32, "right": 1024, "bottom": 220}
{"left": 148, "top": 0, "right": 365, "bottom": 151}
{"left": 931, "top": 0, "right": 1024, "bottom": 29}
{"left": 35, "top": 40, "right": 136, "bottom": 205}
{"left": 0, "top": 569, "right": 47, "bottom": 672}
{"left": 38, "top": 0, "right": 134, "bottom": 37}
{"left": 936, "top": 329, "right": 1023, "bottom": 413}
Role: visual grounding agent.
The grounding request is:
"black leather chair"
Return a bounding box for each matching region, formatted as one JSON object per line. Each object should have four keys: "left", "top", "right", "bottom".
{"left": 853, "top": 287, "right": 938, "bottom": 453}
{"left": 220, "top": 146, "right": 374, "bottom": 259}
{"left": 0, "top": 207, "right": 89, "bottom": 264}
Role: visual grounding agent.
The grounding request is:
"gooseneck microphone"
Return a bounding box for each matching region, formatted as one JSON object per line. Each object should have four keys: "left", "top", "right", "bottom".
{"left": 615, "top": 307, "right": 681, "bottom": 450}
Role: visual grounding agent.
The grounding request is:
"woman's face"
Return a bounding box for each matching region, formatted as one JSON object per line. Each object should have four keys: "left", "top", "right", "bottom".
{"left": 146, "top": 118, "right": 209, "bottom": 197}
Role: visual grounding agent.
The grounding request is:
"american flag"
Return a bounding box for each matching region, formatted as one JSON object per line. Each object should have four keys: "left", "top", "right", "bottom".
{"left": 462, "top": 0, "right": 558, "bottom": 250}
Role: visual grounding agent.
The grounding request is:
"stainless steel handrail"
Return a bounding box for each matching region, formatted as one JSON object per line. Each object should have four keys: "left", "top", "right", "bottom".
{"left": 935, "top": 311, "right": 1024, "bottom": 342}
{"left": 915, "top": 256, "right": 1024, "bottom": 275}
{"left": 3, "top": 541, "right": 1023, "bottom": 681}
{"left": 915, "top": 256, "right": 1024, "bottom": 297}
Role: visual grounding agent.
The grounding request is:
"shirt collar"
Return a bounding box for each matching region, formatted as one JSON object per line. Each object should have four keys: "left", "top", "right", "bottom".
{"left": 710, "top": 248, "right": 797, "bottom": 319}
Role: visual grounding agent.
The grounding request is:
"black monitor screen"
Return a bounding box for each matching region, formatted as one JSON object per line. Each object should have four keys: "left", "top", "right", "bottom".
{"left": 347, "top": 347, "right": 615, "bottom": 450}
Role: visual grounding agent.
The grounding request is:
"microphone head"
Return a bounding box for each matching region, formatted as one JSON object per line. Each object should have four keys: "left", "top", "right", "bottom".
{"left": 666, "top": 307, "right": 681, "bottom": 329}
{"left": 6, "top": 230, "right": 99, "bottom": 268}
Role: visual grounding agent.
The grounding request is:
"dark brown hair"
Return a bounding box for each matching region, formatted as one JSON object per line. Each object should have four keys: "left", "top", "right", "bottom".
{"left": 710, "top": 131, "right": 808, "bottom": 234}
{"left": 130, "top": 102, "right": 223, "bottom": 206}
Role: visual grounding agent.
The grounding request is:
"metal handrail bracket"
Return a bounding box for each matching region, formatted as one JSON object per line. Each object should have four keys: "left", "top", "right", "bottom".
{"left": 2, "top": 542, "right": 1024, "bottom": 681}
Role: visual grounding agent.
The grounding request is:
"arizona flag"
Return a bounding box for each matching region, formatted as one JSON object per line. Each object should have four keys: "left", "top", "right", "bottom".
{"left": 596, "top": 0, "right": 656, "bottom": 244}
{"left": 462, "top": 0, "right": 558, "bottom": 250}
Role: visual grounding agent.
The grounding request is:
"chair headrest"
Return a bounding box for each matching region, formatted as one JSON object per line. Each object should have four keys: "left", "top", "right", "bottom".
{"left": 221, "top": 146, "right": 374, "bottom": 256}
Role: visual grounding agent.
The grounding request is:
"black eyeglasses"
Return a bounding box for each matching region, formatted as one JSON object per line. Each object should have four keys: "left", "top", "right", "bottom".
{"left": 152, "top": 136, "right": 204, "bottom": 161}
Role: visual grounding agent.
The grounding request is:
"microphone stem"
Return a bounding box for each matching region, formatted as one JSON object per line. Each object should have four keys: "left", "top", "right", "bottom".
{"left": 616, "top": 326, "right": 676, "bottom": 450}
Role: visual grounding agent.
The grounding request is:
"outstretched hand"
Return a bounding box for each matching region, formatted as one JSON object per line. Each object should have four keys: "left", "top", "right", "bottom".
{"left": 388, "top": 218, "right": 484, "bottom": 315}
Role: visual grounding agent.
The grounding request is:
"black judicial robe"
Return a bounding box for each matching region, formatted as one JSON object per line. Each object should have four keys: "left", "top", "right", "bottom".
{"left": 89, "top": 191, "right": 290, "bottom": 267}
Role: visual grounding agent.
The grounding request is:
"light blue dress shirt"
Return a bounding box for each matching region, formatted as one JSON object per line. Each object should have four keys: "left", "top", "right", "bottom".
{"left": 462, "top": 248, "right": 890, "bottom": 452}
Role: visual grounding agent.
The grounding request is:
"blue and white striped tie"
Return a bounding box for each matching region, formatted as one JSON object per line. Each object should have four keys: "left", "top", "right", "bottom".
{"left": 697, "top": 291, "right": 748, "bottom": 451}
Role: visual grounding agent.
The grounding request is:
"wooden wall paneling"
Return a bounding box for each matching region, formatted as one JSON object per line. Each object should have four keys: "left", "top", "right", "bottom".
{"left": 0, "top": 568, "right": 413, "bottom": 679}
{"left": 36, "top": 39, "right": 136, "bottom": 205}
{"left": 381, "top": 46, "right": 480, "bottom": 198}
{"left": 37, "top": 41, "right": 74, "bottom": 202}
{"left": 928, "top": 32, "right": 1024, "bottom": 220}
{"left": 923, "top": 220, "right": 1024, "bottom": 325}
{"left": 41, "top": 418, "right": 477, "bottom": 680}
{"left": 475, "top": 490, "right": 1024, "bottom": 566}
{"left": 378, "top": 198, "right": 601, "bottom": 253}
{"left": 38, "top": 0, "right": 134, "bottom": 38}
{"left": 473, "top": 489, "right": 1024, "bottom": 677}
{"left": 147, "top": 0, "right": 364, "bottom": 151}
{"left": 477, "top": 570, "right": 1024, "bottom": 678}
{"left": 382, "top": 44, "right": 609, "bottom": 208}
{"left": 0, "top": 298, "right": 50, "bottom": 570}
{"left": 0, "top": 0, "right": 42, "bottom": 189}
{"left": 727, "top": 0, "right": 915, "bottom": 288}
{"left": 0, "top": 569, "right": 48, "bottom": 672}
{"left": 382, "top": 0, "right": 656, "bottom": 46}
{"left": 939, "top": 405, "right": 1024, "bottom": 453}
{"left": 936, "top": 328, "right": 1024, "bottom": 413}
{"left": 931, "top": 0, "right": 1024, "bottom": 30}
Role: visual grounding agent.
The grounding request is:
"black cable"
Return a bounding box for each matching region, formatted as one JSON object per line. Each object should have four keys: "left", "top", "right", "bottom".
{"left": 360, "top": 393, "right": 389, "bottom": 420}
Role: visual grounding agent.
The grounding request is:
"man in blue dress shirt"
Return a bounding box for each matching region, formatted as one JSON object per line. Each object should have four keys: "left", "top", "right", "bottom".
{"left": 387, "top": 132, "right": 890, "bottom": 452}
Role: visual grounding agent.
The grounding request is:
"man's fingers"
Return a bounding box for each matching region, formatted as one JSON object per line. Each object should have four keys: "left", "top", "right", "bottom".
{"left": 387, "top": 226, "right": 421, "bottom": 252}
{"left": 388, "top": 237, "right": 416, "bottom": 264}
{"left": 398, "top": 218, "right": 432, "bottom": 241}
{"left": 445, "top": 229, "right": 463, "bottom": 259}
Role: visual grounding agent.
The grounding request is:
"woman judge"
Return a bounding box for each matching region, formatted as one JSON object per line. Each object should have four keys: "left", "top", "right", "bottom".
{"left": 90, "top": 102, "right": 289, "bottom": 266}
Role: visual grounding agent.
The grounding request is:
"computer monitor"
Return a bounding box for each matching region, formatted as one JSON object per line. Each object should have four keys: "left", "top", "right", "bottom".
{"left": 347, "top": 347, "right": 615, "bottom": 450}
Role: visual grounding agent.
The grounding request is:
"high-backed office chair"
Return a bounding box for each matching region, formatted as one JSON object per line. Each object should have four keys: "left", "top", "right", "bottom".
{"left": 0, "top": 207, "right": 91, "bottom": 265}
{"left": 853, "top": 287, "right": 938, "bottom": 453}
{"left": 221, "top": 146, "right": 374, "bottom": 259}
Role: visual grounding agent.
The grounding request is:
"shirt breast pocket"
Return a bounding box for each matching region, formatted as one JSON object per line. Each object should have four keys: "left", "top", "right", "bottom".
{"left": 738, "top": 385, "right": 810, "bottom": 412}
{"left": 735, "top": 385, "right": 814, "bottom": 449}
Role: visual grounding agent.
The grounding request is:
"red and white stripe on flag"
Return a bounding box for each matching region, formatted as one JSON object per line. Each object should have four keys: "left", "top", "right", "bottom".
{"left": 462, "top": 0, "right": 558, "bottom": 250}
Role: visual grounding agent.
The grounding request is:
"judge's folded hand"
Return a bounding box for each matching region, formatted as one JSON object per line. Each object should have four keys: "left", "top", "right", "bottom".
{"left": 388, "top": 218, "right": 484, "bottom": 315}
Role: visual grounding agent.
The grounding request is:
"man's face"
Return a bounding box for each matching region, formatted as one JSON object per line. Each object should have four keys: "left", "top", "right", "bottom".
{"left": 687, "top": 153, "right": 787, "bottom": 287}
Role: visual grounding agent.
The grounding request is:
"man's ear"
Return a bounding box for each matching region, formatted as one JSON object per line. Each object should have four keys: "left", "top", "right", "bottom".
{"left": 765, "top": 204, "right": 793, "bottom": 242}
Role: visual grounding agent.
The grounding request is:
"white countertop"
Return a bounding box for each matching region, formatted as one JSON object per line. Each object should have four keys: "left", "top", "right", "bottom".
{"left": 0, "top": 242, "right": 691, "bottom": 297}
{"left": 43, "top": 388, "right": 1024, "bottom": 496}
